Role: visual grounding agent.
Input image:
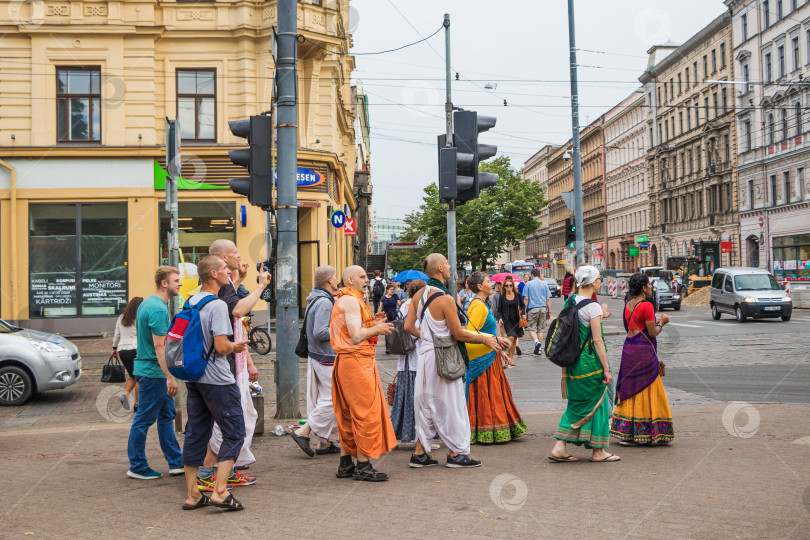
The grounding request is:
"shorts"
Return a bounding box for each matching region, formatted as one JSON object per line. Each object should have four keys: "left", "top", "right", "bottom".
{"left": 183, "top": 382, "right": 245, "bottom": 466}
{"left": 527, "top": 307, "right": 547, "bottom": 333}
{"left": 118, "top": 349, "right": 136, "bottom": 377}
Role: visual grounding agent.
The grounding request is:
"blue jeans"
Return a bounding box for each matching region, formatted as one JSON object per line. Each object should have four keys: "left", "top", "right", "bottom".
{"left": 127, "top": 376, "right": 183, "bottom": 473}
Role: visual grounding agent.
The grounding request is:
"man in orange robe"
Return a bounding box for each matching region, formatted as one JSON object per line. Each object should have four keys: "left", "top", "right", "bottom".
{"left": 331, "top": 265, "right": 396, "bottom": 481}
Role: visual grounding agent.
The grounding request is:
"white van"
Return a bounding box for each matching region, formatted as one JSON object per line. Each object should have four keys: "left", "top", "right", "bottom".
{"left": 710, "top": 267, "right": 792, "bottom": 322}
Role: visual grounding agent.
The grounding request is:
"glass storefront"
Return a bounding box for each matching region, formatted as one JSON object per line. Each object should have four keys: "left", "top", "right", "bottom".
{"left": 29, "top": 203, "right": 128, "bottom": 317}
{"left": 158, "top": 201, "right": 235, "bottom": 265}
{"left": 772, "top": 234, "right": 810, "bottom": 280}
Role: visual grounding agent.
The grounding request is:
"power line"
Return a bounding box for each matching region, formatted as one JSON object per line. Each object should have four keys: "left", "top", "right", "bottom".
{"left": 297, "top": 25, "right": 443, "bottom": 56}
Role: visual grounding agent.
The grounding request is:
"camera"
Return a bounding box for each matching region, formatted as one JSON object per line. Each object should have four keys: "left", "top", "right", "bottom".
{"left": 256, "top": 258, "right": 274, "bottom": 275}
{"left": 256, "top": 258, "right": 275, "bottom": 301}
{"left": 563, "top": 151, "right": 571, "bottom": 162}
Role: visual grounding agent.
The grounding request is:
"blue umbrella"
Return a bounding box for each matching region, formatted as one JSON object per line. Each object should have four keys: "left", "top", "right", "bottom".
{"left": 393, "top": 270, "right": 428, "bottom": 283}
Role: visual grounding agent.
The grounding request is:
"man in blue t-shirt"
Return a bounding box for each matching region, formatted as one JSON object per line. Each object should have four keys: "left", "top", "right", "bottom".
{"left": 522, "top": 268, "right": 552, "bottom": 355}
{"left": 126, "top": 266, "right": 184, "bottom": 480}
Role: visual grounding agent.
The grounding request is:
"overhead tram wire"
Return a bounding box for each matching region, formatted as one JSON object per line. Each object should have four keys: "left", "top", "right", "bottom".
{"left": 296, "top": 24, "right": 443, "bottom": 56}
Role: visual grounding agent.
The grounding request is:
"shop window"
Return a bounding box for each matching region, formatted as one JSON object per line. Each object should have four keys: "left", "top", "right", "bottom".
{"left": 177, "top": 69, "right": 216, "bottom": 141}
{"left": 772, "top": 234, "right": 810, "bottom": 279}
{"left": 57, "top": 67, "right": 101, "bottom": 142}
{"left": 29, "top": 203, "right": 128, "bottom": 318}
{"left": 158, "top": 201, "right": 235, "bottom": 265}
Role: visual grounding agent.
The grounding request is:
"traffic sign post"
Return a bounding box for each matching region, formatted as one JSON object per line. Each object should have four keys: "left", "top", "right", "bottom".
{"left": 344, "top": 217, "right": 356, "bottom": 236}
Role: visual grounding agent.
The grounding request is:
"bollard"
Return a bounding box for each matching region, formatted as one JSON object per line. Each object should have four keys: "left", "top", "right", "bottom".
{"left": 251, "top": 392, "right": 265, "bottom": 436}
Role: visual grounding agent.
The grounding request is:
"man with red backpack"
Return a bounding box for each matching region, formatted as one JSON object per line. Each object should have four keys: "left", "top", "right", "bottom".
{"left": 561, "top": 267, "right": 576, "bottom": 299}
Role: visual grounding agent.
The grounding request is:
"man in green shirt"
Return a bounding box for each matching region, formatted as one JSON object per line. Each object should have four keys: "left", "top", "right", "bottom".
{"left": 126, "top": 266, "right": 184, "bottom": 480}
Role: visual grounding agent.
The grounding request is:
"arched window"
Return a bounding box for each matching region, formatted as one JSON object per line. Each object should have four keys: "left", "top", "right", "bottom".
{"left": 796, "top": 101, "right": 802, "bottom": 136}
{"left": 768, "top": 113, "right": 775, "bottom": 144}
{"left": 781, "top": 108, "right": 788, "bottom": 140}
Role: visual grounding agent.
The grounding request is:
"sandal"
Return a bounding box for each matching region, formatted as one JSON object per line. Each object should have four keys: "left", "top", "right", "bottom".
{"left": 208, "top": 493, "right": 245, "bottom": 511}
{"left": 590, "top": 453, "right": 621, "bottom": 463}
{"left": 336, "top": 462, "right": 355, "bottom": 479}
{"left": 548, "top": 455, "right": 578, "bottom": 463}
{"left": 290, "top": 431, "right": 314, "bottom": 458}
{"left": 315, "top": 442, "right": 340, "bottom": 455}
{"left": 182, "top": 494, "right": 210, "bottom": 511}
{"left": 352, "top": 463, "right": 389, "bottom": 482}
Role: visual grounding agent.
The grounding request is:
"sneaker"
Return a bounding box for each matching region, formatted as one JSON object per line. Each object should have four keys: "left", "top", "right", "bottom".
{"left": 409, "top": 453, "right": 438, "bottom": 468}
{"left": 168, "top": 467, "right": 185, "bottom": 476}
{"left": 446, "top": 454, "right": 482, "bottom": 468}
{"left": 120, "top": 394, "right": 130, "bottom": 410}
{"left": 127, "top": 468, "right": 162, "bottom": 480}
{"left": 533, "top": 342, "right": 541, "bottom": 355}
{"left": 227, "top": 470, "right": 257, "bottom": 487}
{"left": 133, "top": 404, "right": 138, "bottom": 413}
{"left": 515, "top": 346, "right": 522, "bottom": 356}
{"left": 197, "top": 474, "right": 232, "bottom": 492}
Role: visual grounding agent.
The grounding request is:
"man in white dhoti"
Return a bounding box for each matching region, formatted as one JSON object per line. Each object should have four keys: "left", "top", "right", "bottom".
{"left": 290, "top": 265, "right": 340, "bottom": 456}
{"left": 404, "top": 253, "right": 507, "bottom": 468}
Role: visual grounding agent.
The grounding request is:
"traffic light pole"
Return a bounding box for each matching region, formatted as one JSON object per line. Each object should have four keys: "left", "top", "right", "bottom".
{"left": 165, "top": 117, "right": 184, "bottom": 433}
{"left": 274, "top": 0, "right": 300, "bottom": 418}
{"left": 567, "top": 0, "right": 585, "bottom": 265}
{"left": 443, "top": 13, "right": 459, "bottom": 294}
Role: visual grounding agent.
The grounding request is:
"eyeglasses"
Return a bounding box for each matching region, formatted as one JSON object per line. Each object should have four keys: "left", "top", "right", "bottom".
{"left": 504, "top": 284, "right": 513, "bottom": 288}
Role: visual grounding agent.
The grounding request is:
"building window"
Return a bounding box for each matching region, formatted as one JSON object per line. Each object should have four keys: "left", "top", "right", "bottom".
{"left": 748, "top": 179, "right": 755, "bottom": 209}
{"left": 773, "top": 235, "right": 810, "bottom": 279}
{"left": 663, "top": 83, "right": 668, "bottom": 104}
{"left": 764, "top": 0, "right": 770, "bottom": 28}
{"left": 679, "top": 112, "right": 684, "bottom": 134}
{"left": 722, "top": 87, "right": 728, "bottom": 112}
{"left": 781, "top": 109, "right": 788, "bottom": 140}
{"left": 159, "top": 202, "right": 235, "bottom": 265}
{"left": 798, "top": 167, "right": 805, "bottom": 201}
{"left": 768, "top": 113, "right": 775, "bottom": 144}
{"left": 177, "top": 69, "right": 216, "bottom": 141}
{"left": 670, "top": 78, "right": 674, "bottom": 99}
{"left": 725, "top": 183, "right": 732, "bottom": 212}
{"left": 658, "top": 122, "right": 663, "bottom": 143}
{"left": 792, "top": 0, "right": 798, "bottom": 11}
{"left": 687, "top": 106, "right": 692, "bottom": 131}
{"left": 777, "top": 0, "right": 783, "bottom": 19}
{"left": 793, "top": 36, "right": 800, "bottom": 71}
{"left": 713, "top": 92, "right": 719, "bottom": 117}
{"left": 688, "top": 149, "right": 693, "bottom": 173}
{"left": 807, "top": 30, "right": 810, "bottom": 65}
{"left": 703, "top": 55, "right": 708, "bottom": 79}
{"left": 665, "top": 119, "right": 669, "bottom": 140}
{"left": 724, "top": 134, "right": 730, "bottom": 163}
{"left": 704, "top": 97, "right": 710, "bottom": 122}
{"left": 765, "top": 53, "right": 773, "bottom": 83}
{"left": 678, "top": 73, "right": 682, "bottom": 94}
{"left": 29, "top": 203, "right": 128, "bottom": 318}
{"left": 56, "top": 67, "right": 101, "bottom": 142}
{"left": 693, "top": 61, "right": 699, "bottom": 84}
{"left": 796, "top": 101, "right": 802, "bottom": 135}
{"left": 712, "top": 49, "right": 717, "bottom": 73}
{"left": 721, "top": 43, "right": 727, "bottom": 68}
{"left": 744, "top": 120, "right": 752, "bottom": 151}
{"left": 784, "top": 171, "right": 791, "bottom": 203}
{"left": 685, "top": 67, "right": 690, "bottom": 88}
{"left": 770, "top": 174, "right": 778, "bottom": 205}
{"left": 697, "top": 190, "right": 703, "bottom": 216}
{"left": 778, "top": 45, "right": 785, "bottom": 78}
{"left": 742, "top": 13, "right": 748, "bottom": 41}
{"left": 696, "top": 145, "right": 702, "bottom": 171}
{"left": 742, "top": 63, "right": 750, "bottom": 92}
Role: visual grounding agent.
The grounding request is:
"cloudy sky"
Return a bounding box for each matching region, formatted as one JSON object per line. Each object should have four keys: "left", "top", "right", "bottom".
{"left": 350, "top": 0, "right": 728, "bottom": 220}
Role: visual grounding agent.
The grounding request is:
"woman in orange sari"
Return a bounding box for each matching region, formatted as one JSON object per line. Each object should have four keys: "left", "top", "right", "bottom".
{"left": 464, "top": 272, "right": 527, "bottom": 444}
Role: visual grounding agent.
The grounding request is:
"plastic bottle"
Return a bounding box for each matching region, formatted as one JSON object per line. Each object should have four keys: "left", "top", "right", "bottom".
{"left": 273, "top": 424, "right": 285, "bottom": 436}
{"left": 298, "top": 419, "right": 307, "bottom": 425}
{"left": 250, "top": 381, "right": 262, "bottom": 393}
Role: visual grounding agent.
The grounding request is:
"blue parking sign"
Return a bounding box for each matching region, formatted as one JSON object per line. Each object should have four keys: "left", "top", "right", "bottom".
{"left": 330, "top": 210, "right": 346, "bottom": 228}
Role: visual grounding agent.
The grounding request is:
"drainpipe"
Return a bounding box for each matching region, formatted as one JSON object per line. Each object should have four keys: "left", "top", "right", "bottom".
{"left": 0, "top": 159, "right": 19, "bottom": 320}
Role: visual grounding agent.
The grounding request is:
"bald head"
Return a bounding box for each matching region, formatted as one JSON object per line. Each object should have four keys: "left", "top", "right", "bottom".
{"left": 424, "top": 253, "right": 448, "bottom": 279}
{"left": 342, "top": 265, "right": 368, "bottom": 292}
{"left": 209, "top": 239, "right": 240, "bottom": 272}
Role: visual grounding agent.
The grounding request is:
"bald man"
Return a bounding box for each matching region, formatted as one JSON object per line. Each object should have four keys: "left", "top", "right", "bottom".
{"left": 330, "top": 265, "right": 396, "bottom": 481}
{"left": 405, "top": 253, "right": 507, "bottom": 468}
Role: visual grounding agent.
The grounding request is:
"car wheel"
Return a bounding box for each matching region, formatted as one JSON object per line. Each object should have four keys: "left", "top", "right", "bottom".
{"left": 674, "top": 305, "right": 681, "bottom": 311}
{"left": 0, "top": 365, "right": 34, "bottom": 406}
{"left": 711, "top": 303, "right": 721, "bottom": 320}
{"left": 782, "top": 315, "right": 791, "bottom": 321}
{"left": 735, "top": 306, "right": 746, "bottom": 323}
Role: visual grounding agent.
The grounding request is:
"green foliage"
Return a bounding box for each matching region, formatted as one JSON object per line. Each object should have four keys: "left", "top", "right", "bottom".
{"left": 394, "top": 156, "right": 547, "bottom": 272}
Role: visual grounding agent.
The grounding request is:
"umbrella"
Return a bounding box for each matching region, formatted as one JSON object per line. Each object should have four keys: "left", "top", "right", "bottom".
{"left": 392, "top": 269, "right": 428, "bottom": 283}
{"left": 489, "top": 272, "right": 524, "bottom": 283}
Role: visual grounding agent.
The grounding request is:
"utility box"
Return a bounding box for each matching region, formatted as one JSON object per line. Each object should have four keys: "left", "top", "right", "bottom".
{"left": 251, "top": 392, "right": 264, "bottom": 436}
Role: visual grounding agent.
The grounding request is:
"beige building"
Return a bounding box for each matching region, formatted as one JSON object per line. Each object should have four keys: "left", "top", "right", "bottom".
{"left": 604, "top": 90, "right": 650, "bottom": 271}
{"left": 640, "top": 12, "right": 740, "bottom": 271}
{"left": 0, "top": 0, "right": 361, "bottom": 332}
{"left": 519, "top": 145, "right": 557, "bottom": 274}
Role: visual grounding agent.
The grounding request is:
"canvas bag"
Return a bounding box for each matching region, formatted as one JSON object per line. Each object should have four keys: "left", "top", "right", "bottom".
{"left": 420, "top": 292, "right": 466, "bottom": 381}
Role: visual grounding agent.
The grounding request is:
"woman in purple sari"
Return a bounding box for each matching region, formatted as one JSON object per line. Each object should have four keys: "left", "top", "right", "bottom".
{"left": 610, "top": 273, "right": 674, "bottom": 445}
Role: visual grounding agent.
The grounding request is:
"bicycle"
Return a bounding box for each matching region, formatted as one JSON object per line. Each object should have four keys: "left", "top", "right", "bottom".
{"left": 242, "top": 315, "right": 272, "bottom": 355}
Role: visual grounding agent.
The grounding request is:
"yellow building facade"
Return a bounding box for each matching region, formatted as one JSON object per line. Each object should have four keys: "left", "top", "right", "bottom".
{"left": 0, "top": 0, "right": 359, "bottom": 333}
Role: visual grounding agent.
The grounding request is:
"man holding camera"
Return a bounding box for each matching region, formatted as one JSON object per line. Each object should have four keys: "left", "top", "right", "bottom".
{"left": 193, "top": 239, "right": 271, "bottom": 490}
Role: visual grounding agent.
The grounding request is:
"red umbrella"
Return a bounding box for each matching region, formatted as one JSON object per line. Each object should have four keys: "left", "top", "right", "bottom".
{"left": 489, "top": 272, "right": 524, "bottom": 283}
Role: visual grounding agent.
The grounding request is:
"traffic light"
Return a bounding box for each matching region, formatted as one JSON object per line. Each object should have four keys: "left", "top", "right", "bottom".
{"left": 228, "top": 115, "right": 273, "bottom": 209}
{"left": 566, "top": 217, "right": 576, "bottom": 248}
{"left": 437, "top": 109, "right": 498, "bottom": 204}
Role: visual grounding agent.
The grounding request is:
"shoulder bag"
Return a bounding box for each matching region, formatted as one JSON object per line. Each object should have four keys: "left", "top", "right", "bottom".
{"left": 420, "top": 290, "right": 467, "bottom": 381}
{"left": 388, "top": 311, "right": 416, "bottom": 356}
{"left": 295, "top": 297, "right": 327, "bottom": 359}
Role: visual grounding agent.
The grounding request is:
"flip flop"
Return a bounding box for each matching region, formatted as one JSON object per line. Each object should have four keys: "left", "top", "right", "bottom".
{"left": 290, "top": 431, "right": 315, "bottom": 457}
{"left": 590, "top": 453, "right": 621, "bottom": 463}
{"left": 548, "top": 455, "right": 578, "bottom": 463}
{"left": 208, "top": 493, "right": 245, "bottom": 511}
{"left": 182, "top": 494, "right": 210, "bottom": 511}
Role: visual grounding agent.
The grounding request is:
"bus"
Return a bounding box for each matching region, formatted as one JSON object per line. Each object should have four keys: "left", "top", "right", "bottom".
{"left": 505, "top": 260, "right": 534, "bottom": 275}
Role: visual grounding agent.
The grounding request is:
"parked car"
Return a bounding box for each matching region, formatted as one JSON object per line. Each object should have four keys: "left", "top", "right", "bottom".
{"left": 544, "top": 277, "right": 560, "bottom": 297}
{"left": 0, "top": 319, "right": 83, "bottom": 406}
{"left": 710, "top": 267, "right": 792, "bottom": 322}
{"left": 655, "top": 279, "right": 681, "bottom": 311}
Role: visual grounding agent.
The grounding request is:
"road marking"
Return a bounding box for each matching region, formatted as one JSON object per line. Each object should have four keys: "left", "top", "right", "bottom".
{"left": 667, "top": 322, "right": 703, "bottom": 328}
{"left": 791, "top": 436, "right": 810, "bottom": 445}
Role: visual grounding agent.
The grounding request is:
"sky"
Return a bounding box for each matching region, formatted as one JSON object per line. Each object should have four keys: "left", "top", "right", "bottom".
{"left": 350, "top": 0, "right": 728, "bottom": 220}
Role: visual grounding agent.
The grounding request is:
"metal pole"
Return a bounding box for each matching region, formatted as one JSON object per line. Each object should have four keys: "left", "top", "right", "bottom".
{"left": 165, "top": 117, "right": 183, "bottom": 432}
{"left": 567, "top": 0, "right": 585, "bottom": 265}
{"left": 443, "top": 13, "right": 459, "bottom": 292}
{"left": 274, "top": 0, "right": 300, "bottom": 418}
{"left": 267, "top": 104, "right": 276, "bottom": 337}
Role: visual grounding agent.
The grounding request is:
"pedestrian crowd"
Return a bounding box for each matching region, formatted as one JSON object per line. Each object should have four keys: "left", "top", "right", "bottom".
{"left": 116, "top": 244, "right": 674, "bottom": 511}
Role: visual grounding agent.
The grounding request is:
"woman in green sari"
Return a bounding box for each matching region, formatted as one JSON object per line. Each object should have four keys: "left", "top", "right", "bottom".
{"left": 549, "top": 265, "right": 620, "bottom": 463}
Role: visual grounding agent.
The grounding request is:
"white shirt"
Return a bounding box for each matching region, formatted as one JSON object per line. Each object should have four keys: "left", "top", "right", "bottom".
{"left": 574, "top": 295, "right": 603, "bottom": 325}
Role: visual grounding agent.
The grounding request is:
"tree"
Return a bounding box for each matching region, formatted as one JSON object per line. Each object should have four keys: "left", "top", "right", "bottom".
{"left": 397, "top": 156, "right": 547, "bottom": 271}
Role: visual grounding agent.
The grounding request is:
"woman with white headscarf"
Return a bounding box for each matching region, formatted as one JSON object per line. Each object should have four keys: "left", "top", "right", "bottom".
{"left": 548, "top": 266, "right": 619, "bottom": 463}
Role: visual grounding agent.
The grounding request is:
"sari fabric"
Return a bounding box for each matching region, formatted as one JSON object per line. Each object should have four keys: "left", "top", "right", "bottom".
{"left": 554, "top": 313, "right": 610, "bottom": 449}
{"left": 464, "top": 299, "right": 527, "bottom": 444}
{"left": 615, "top": 301, "right": 659, "bottom": 402}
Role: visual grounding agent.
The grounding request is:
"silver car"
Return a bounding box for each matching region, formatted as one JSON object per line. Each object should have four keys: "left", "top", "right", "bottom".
{"left": 0, "top": 319, "right": 83, "bottom": 406}
{"left": 710, "top": 267, "right": 792, "bottom": 322}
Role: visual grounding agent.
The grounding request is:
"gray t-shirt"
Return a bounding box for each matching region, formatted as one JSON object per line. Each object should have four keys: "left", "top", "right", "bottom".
{"left": 187, "top": 292, "right": 235, "bottom": 385}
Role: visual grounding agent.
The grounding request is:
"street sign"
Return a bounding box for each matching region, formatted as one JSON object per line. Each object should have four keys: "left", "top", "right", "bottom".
{"left": 639, "top": 242, "right": 650, "bottom": 249}
{"left": 628, "top": 246, "right": 639, "bottom": 257}
{"left": 640, "top": 248, "right": 649, "bottom": 254}
{"left": 344, "top": 217, "right": 356, "bottom": 236}
{"left": 593, "top": 243, "right": 603, "bottom": 250}
{"left": 721, "top": 241, "right": 733, "bottom": 253}
{"left": 330, "top": 210, "right": 346, "bottom": 228}
{"left": 416, "top": 234, "right": 428, "bottom": 246}
{"left": 636, "top": 234, "right": 648, "bottom": 243}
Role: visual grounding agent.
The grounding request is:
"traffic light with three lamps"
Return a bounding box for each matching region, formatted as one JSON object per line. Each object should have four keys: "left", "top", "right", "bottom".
{"left": 228, "top": 115, "right": 273, "bottom": 209}
{"left": 438, "top": 109, "right": 499, "bottom": 204}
